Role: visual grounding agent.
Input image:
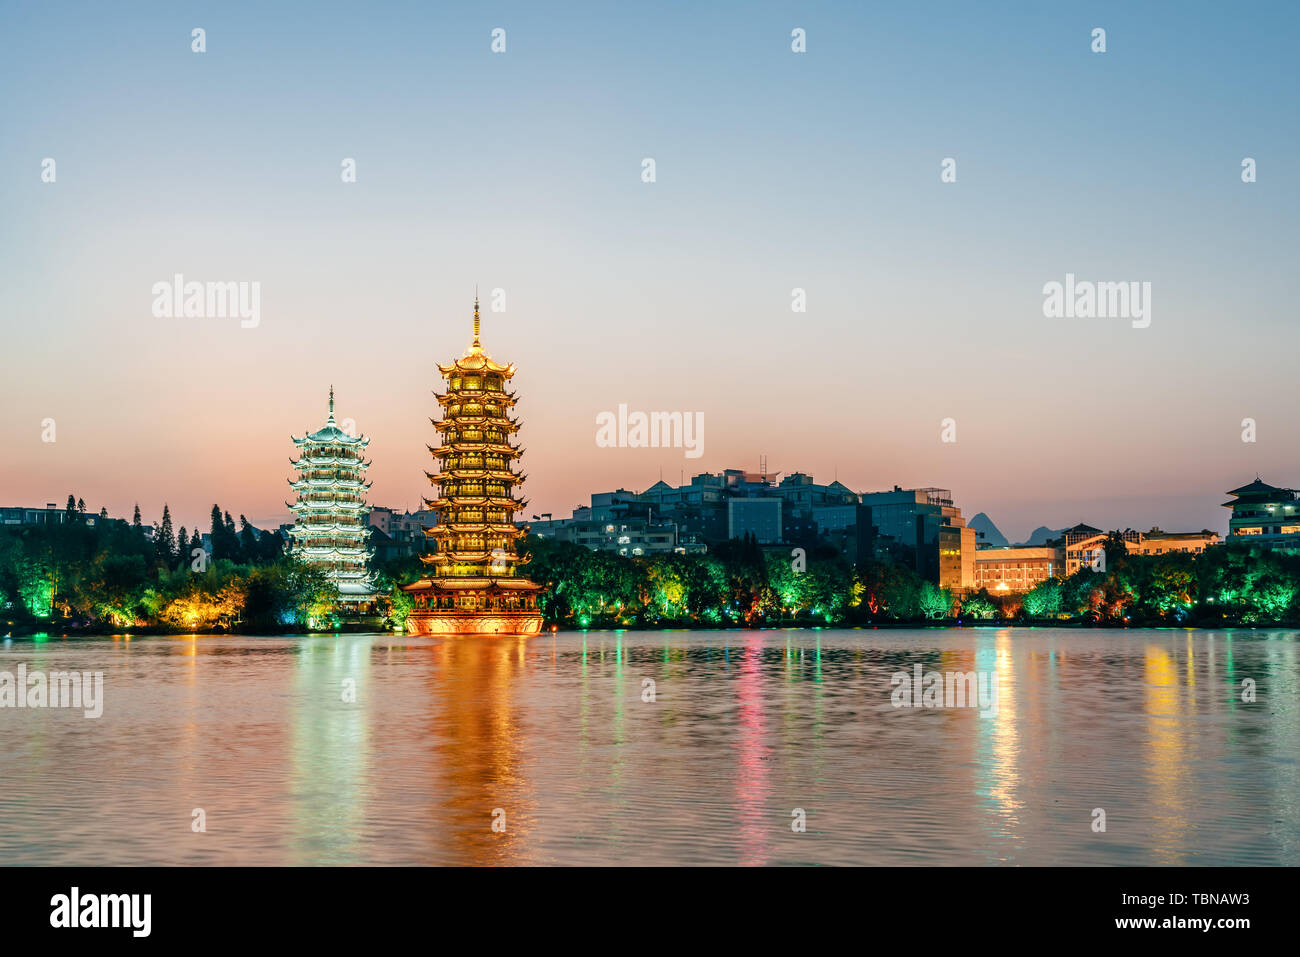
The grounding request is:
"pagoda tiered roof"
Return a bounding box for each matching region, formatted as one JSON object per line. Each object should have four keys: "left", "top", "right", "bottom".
{"left": 403, "top": 577, "right": 542, "bottom": 593}
{"left": 429, "top": 445, "right": 523, "bottom": 460}
{"left": 437, "top": 351, "right": 516, "bottom": 377}
{"left": 1222, "top": 477, "right": 1299, "bottom": 508}
{"left": 289, "top": 478, "right": 371, "bottom": 494}
{"left": 431, "top": 495, "right": 520, "bottom": 508}
{"left": 435, "top": 391, "right": 518, "bottom": 406}
{"left": 292, "top": 423, "right": 370, "bottom": 448}
{"left": 1225, "top": 477, "right": 1296, "bottom": 497}
{"left": 288, "top": 478, "right": 372, "bottom": 490}
{"left": 435, "top": 420, "right": 520, "bottom": 436}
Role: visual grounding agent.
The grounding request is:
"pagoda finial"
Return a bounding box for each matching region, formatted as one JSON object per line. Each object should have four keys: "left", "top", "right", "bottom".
{"left": 328, "top": 385, "right": 335, "bottom": 422}
{"left": 472, "top": 289, "right": 482, "bottom": 351}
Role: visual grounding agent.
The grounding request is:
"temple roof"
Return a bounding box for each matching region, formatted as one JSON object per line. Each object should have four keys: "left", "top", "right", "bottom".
{"left": 1226, "top": 477, "right": 1293, "bottom": 496}
{"left": 437, "top": 297, "right": 516, "bottom": 377}
{"left": 293, "top": 387, "right": 370, "bottom": 446}
{"left": 402, "top": 577, "right": 543, "bottom": 593}
{"left": 337, "top": 582, "right": 378, "bottom": 596}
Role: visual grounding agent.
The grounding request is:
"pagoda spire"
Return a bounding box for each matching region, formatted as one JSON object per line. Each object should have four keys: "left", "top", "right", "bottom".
{"left": 328, "top": 384, "right": 335, "bottom": 423}
{"left": 472, "top": 290, "right": 482, "bottom": 352}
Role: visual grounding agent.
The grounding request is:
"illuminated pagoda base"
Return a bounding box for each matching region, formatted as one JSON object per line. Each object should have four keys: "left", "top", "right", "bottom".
{"left": 404, "top": 579, "right": 543, "bottom": 636}
{"left": 402, "top": 295, "right": 544, "bottom": 637}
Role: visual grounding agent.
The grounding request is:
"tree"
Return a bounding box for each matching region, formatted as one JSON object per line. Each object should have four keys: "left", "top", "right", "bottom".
{"left": 819, "top": 556, "right": 855, "bottom": 618}
{"left": 1135, "top": 555, "right": 1195, "bottom": 618}
{"left": 84, "top": 552, "right": 149, "bottom": 627}
{"left": 1062, "top": 567, "right": 1104, "bottom": 617}
{"left": 176, "top": 526, "right": 188, "bottom": 566}
{"left": 239, "top": 559, "right": 333, "bottom": 629}
{"left": 209, "top": 505, "right": 224, "bottom": 560}
{"left": 224, "top": 511, "right": 240, "bottom": 563}
{"left": 65, "top": 495, "right": 77, "bottom": 519}
{"left": 960, "top": 589, "right": 998, "bottom": 620}
{"left": 132, "top": 505, "right": 142, "bottom": 530}
{"left": 158, "top": 562, "right": 246, "bottom": 631}
{"left": 683, "top": 554, "right": 727, "bottom": 620}
{"left": 645, "top": 555, "right": 690, "bottom": 619}
{"left": 917, "top": 582, "right": 953, "bottom": 619}
{"left": 156, "top": 505, "right": 176, "bottom": 568}
{"left": 77, "top": 498, "right": 86, "bottom": 514}
{"left": 238, "top": 516, "right": 259, "bottom": 563}
{"left": 1023, "top": 578, "right": 1063, "bottom": 619}
{"left": 209, "top": 506, "right": 242, "bottom": 563}
{"left": 1103, "top": 531, "right": 1129, "bottom": 569}
{"left": 765, "top": 551, "right": 810, "bottom": 617}
{"left": 713, "top": 533, "right": 768, "bottom": 622}
{"left": 259, "top": 528, "right": 283, "bottom": 563}
{"left": 855, "top": 560, "right": 924, "bottom": 620}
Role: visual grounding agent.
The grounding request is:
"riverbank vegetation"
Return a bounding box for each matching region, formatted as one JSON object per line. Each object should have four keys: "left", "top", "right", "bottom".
{"left": 0, "top": 500, "right": 397, "bottom": 634}
{"left": 4, "top": 509, "right": 1298, "bottom": 634}
{"left": 506, "top": 534, "right": 1300, "bottom": 629}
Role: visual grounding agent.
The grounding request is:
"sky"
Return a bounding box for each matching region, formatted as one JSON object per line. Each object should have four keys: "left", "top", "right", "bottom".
{"left": 1, "top": 1, "right": 1297, "bottom": 543}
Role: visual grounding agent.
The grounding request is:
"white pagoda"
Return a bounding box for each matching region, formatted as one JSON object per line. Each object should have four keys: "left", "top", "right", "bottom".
{"left": 287, "top": 387, "right": 376, "bottom": 608}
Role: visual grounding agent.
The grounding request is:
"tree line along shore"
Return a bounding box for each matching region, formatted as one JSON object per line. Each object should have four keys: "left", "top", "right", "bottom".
{"left": 3, "top": 509, "right": 1298, "bottom": 634}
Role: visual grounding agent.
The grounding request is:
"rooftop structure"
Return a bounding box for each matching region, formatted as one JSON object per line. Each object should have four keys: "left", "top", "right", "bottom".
{"left": 1222, "top": 478, "right": 1300, "bottom": 552}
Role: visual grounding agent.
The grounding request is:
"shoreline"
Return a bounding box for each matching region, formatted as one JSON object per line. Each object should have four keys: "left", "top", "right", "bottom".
{"left": 6, "top": 620, "right": 1299, "bottom": 639}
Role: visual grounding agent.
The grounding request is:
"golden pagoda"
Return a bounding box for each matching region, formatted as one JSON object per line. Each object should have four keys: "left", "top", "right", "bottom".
{"left": 402, "top": 296, "right": 544, "bottom": 636}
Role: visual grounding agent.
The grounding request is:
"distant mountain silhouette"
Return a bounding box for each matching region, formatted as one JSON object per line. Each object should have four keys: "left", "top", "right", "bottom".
{"left": 968, "top": 512, "right": 1008, "bottom": 547}
{"left": 1019, "top": 525, "right": 1066, "bottom": 546}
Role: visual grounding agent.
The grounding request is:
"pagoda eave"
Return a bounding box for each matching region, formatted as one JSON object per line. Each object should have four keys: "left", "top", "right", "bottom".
{"left": 404, "top": 577, "right": 544, "bottom": 593}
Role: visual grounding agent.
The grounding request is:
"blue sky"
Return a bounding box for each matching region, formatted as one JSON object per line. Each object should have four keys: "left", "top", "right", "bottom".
{"left": 1, "top": 1, "right": 1297, "bottom": 539}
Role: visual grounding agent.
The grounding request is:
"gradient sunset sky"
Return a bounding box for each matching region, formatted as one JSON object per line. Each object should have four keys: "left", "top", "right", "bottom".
{"left": 2, "top": 1, "right": 1297, "bottom": 543}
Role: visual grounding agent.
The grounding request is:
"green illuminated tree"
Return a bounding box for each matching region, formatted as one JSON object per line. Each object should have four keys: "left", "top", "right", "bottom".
{"left": 1022, "top": 578, "right": 1063, "bottom": 619}
{"left": 917, "top": 582, "right": 953, "bottom": 619}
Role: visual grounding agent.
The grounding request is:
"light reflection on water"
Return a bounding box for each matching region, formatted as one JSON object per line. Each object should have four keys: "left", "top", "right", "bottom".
{"left": 0, "top": 628, "right": 1297, "bottom": 865}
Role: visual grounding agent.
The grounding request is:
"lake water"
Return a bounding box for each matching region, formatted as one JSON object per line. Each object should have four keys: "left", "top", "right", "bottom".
{"left": 1, "top": 628, "right": 1297, "bottom": 866}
